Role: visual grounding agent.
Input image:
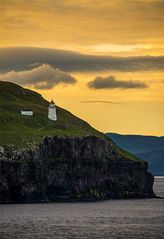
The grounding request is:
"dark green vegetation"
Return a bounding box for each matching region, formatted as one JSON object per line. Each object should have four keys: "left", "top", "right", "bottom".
{"left": 107, "top": 133, "right": 164, "bottom": 176}
{"left": 117, "top": 147, "right": 141, "bottom": 162}
{"left": 0, "top": 81, "right": 105, "bottom": 148}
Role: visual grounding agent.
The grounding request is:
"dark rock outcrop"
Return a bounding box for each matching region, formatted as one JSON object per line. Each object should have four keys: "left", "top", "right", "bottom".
{"left": 0, "top": 136, "right": 154, "bottom": 203}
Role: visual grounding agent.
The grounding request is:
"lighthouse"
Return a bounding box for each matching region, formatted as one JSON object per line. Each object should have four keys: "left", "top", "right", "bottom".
{"left": 48, "top": 100, "right": 57, "bottom": 121}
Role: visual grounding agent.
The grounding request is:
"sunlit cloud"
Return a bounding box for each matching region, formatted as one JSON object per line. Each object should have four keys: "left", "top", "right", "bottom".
{"left": 0, "top": 64, "right": 77, "bottom": 89}
{"left": 60, "top": 43, "right": 155, "bottom": 55}
{"left": 91, "top": 44, "right": 152, "bottom": 53}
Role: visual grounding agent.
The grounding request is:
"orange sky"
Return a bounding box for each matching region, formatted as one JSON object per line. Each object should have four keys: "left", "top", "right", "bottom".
{"left": 0, "top": 0, "right": 164, "bottom": 135}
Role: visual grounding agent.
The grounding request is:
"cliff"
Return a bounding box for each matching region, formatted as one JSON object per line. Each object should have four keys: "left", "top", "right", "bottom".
{"left": 0, "top": 136, "right": 154, "bottom": 203}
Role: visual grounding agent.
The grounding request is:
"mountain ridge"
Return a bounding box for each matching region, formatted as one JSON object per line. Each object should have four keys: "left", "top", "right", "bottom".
{"left": 106, "top": 133, "right": 164, "bottom": 176}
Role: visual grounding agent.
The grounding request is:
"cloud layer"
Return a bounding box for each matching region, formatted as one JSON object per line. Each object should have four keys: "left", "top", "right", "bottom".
{"left": 0, "top": 47, "right": 164, "bottom": 73}
{"left": 0, "top": 64, "right": 77, "bottom": 89}
{"left": 87, "top": 76, "right": 148, "bottom": 89}
{"left": 0, "top": 0, "right": 164, "bottom": 55}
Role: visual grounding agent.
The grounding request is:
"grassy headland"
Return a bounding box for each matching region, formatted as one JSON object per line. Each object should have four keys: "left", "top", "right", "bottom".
{"left": 0, "top": 81, "right": 106, "bottom": 148}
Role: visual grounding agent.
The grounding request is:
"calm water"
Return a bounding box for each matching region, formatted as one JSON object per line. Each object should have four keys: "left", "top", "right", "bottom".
{"left": 0, "top": 178, "right": 164, "bottom": 239}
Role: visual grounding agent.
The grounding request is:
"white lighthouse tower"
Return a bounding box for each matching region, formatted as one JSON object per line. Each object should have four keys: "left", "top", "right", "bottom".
{"left": 48, "top": 100, "right": 57, "bottom": 121}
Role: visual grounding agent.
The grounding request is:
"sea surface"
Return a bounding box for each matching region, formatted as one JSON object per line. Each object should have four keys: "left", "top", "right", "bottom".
{"left": 0, "top": 177, "right": 164, "bottom": 239}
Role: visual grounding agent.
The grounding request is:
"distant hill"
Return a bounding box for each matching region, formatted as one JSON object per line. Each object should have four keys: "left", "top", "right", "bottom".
{"left": 106, "top": 133, "right": 164, "bottom": 176}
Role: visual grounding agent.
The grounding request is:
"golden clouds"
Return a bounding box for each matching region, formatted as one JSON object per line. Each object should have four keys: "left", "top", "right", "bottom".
{"left": 0, "top": 0, "right": 164, "bottom": 55}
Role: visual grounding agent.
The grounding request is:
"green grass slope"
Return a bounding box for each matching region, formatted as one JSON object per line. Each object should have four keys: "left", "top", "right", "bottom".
{"left": 0, "top": 81, "right": 142, "bottom": 163}
{"left": 0, "top": 81, "right": 106, "bottom": 148}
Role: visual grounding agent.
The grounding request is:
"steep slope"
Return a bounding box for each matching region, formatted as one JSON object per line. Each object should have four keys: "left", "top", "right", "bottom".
{"left": 107, "top": 133, "right": 164, "bottom": 176}
{"left": 0, "top": 81, "right": 155, "bottom": 202}
{"left": 0, "top": 81, "right": 105, "bottom": 148}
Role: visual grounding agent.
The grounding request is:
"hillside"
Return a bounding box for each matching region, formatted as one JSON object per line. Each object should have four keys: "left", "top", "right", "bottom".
{"left": 0, "top": 81, "right": 140, "bottom": 162}
{"left": 0, "top": 81, "right": 106, "bottom": 148}
{"left": 107, "top": 133, "right": 164, "bottom": 176}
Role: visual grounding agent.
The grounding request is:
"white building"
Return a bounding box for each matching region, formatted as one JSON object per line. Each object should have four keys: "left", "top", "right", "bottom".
{"left": 21, "top": 109, "right": 33, "bottom": 116}
{"left": 48, "top": 100, "right": 57, "bottom": 121}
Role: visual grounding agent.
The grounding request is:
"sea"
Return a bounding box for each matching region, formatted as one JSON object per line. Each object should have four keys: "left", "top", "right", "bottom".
{"left": 0, "top": 177, "right": 164, "bottom": 239}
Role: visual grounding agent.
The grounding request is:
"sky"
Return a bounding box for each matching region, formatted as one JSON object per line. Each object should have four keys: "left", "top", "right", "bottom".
{"left": 0, "top": 0, "right": 164, "bottom": 136}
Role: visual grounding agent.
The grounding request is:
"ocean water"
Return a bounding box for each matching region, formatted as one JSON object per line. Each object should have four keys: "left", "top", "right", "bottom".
{"left": 0, "top": 177, "right": 164, "bottom": 239}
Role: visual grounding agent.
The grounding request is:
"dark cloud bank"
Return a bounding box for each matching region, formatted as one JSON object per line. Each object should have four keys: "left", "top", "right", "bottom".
{"left": 87, "top": 76, "right": 148, "bottom": 89}
{"left": 0, "top": 47, "right": 164, "bottom": 73}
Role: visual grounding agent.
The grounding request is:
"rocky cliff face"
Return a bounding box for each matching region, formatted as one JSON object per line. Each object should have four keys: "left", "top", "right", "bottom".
{"left": 0, "top": 136, "right": 154, "bottom": 203}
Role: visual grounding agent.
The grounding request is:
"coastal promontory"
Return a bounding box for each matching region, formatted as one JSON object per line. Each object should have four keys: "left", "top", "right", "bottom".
{"left": 0, "top": 81, "right": 155, "bottom": 203}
